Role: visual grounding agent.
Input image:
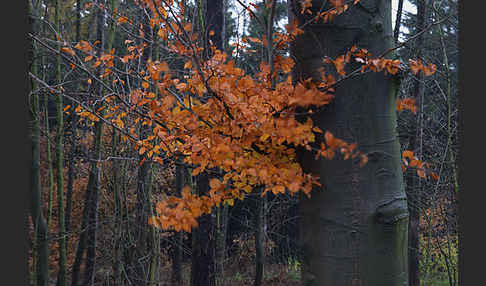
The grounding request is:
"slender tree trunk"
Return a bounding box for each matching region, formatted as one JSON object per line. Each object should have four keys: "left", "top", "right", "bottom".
{"left": 42, "top": 0, "right": 53, "bottom": 228}
{"left": 112, "top": 128, "right": 123, "bottom": 285}
{"left": 55, "top": 0, "right": 67, "bottom": 284}
{"left": 394, "top": 0, "right": 404, "bottom": 44}
{"left": 81, "top": 1, "right": 106, "bottom": 285}
{"left": 171, "top": 158, "right": 185, "bottom": 286}
{"left": 215, "top": 203, "right": 228, "bottom": 285}
{"left": 254, "top": 191, "right": 264, "bottom": 286}
{"left": 290, "top": 1, "right": 409, "bottom": 285}
{"left": 29, "top": 2, "right": 49, "bottom": 285}
{"left": 191, "top": 172, "right": 216, "bottom": 286}
{"left": 407, "top": 1, "right": 429, "bottom": 285}
{"left": 44, "top": 35, "right": 55, "bottom": 227}
{"left": 81, "top": 139, "right": 102, "bottom": 286}
{"left": 131, "top": 7, "right": 155, "bottom": 285}
{"left": 65, "top": 0, "right": 82, "bottom": 246}
{"left": 149, "top": 24, "right": 162, "bottom": 286}
{"left": 71, "top": 175, "right": 93, "bottom": 286}
{"left": 253, "top": 1, "right": 277, "bottom": 283}
{"left": 45, "top": 92, "right": 55, "bottom": 228}
{"left": 190, "top": 0, "right": 224, "bottom": 284}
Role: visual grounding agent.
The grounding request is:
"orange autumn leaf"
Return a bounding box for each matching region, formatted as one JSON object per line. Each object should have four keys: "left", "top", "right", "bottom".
{"left": 61, "top": 47, "right": 75, "bottom": 56}
{"left": 117, "top": 16, "right": 131, "bottom": 25}
{"left": 409, "top": 59, "right": 423, "bottom": 75}
{"left": 402, "top": 150, "right": 414, "bottom": 161}
{"left": 247, "top": 37, "right": 262, "bottom": 44}
{"left": 423, "top": 63, "right": 437, "bottom": 76}
{"left": 417, "top": 168, "right": 426, "bottom": 178}
{"left": 430, "top": 172, "right": 439, "bottom": 181}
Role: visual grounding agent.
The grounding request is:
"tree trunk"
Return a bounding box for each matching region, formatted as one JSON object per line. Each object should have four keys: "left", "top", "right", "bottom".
{"left": 191, "top": 172, "right": 216, "bottom": 286}
{"left": 71, "top": 175, "right": 92, "bottom": 286}
{"left": 290, "top": 1, "right": 409, "bottom": 285}
{"left": 65, "top": 0, "right": 82, "bottom": 247}
{"left": 55, "top": 0, "right": 67, "bottom": 284}
{"left": 407, "top": 1, "right": 430, "bottom": 285}
{"left": 171, "top": 158, "right": 185, "bottom": 286}
{"left": 81, "top": 1, "right": 106, "bottom": 284}
{"left": 254, "top": 191, "right": 264, "bottom": 286}
{"left": 394, "top": 0, "right": 404, "bottom": 44}
{"left": 189, "top": 0, "right": 225, "bottom": 284}
{"left": 131, "top": 7, "right": 155, "bottom": 285}
{"left": 29, "top": 2, "right": 49, "bottom": 284}
{"left": 111, "top": 128, "right": 123, "bottom": 286}
{"left": 215, "top": 203, "right": 228, "bottom": 285}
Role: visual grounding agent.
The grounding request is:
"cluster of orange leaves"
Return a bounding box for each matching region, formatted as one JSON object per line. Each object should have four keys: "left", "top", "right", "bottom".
{"left": 396, "top": 97, "right": 417, "bottom": 114}
{"left": 322, "top": 46, "right": 435, "bottom": 118}
{"left": 402, "top": 150, "right": 439, "bottom": 180}
{"left": 409, "top": 59, "right": 437, "bottom": 76}
{"left": 67, "top": 0, "right": 437, "bottom": 232}
{"left": 300, "top": 0, "right": 361, "bottom": 23}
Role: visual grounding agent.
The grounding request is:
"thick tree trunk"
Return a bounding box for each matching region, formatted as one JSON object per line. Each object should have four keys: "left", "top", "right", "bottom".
{"left": 290, "top": 1, "right": 409, "bottom": 285}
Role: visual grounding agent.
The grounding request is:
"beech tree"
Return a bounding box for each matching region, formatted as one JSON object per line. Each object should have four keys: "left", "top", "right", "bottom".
{"left": 290, "top": 0, "right": 408, "bottom": 284}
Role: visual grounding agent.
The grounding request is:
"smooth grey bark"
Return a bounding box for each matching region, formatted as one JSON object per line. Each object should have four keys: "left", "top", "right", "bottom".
{"left": 290, "top": 1, "right": 409, "bottom": 285}
{"left": 29, "top": 2, "right": 49, "bottom": 285}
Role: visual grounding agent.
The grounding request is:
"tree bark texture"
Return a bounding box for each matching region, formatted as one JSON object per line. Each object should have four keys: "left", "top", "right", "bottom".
{"left": 65, "top": 0, "right": 83, "bottom": 247}
{"left": 290, "top": 1, "right": 409, "bottom": 285}
{"left": 393, "top": 0, "right": 404, "bottom": 44}
{"left": 55, "top": 0, "right": 67, "bottom": 284}
{"left": 215, "top": 203, "right": 228, "bottom": 284}
{"left": 407, "top": 1, "right": 429, "bottom": 285}
{"left": 82, "top": 3, "right": 106, "bottom": 286}
{"left": 171, "top": 159, "right": 184, "bottom": 286}
{"left": 29, "top": 2, "right": 49, "bottom": 284}
{"left": 131, "top": 7, "right": 155, "bottom": 285}
{"left": 254, "top": 192, "right": 265, "bottom": 286}
{"left": 189, "top": 0, "right": 225, "bottom": 284}
{"left": 191, "top": 172, "right": 216, "bottom": 286}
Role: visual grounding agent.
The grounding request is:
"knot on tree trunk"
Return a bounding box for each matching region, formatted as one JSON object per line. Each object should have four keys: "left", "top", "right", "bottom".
{"left": 375, "top": 197, "right": 409, "bottom": 224}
